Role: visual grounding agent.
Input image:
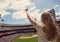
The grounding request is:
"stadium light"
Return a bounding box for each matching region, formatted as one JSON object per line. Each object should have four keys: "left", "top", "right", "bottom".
{"left": 0, "top": 14, "right": 1, "bottom": 28}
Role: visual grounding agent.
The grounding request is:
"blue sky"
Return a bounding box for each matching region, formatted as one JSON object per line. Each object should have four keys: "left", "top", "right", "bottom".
{"left": 0, "top": 0, "right": 60, "bottom": 24}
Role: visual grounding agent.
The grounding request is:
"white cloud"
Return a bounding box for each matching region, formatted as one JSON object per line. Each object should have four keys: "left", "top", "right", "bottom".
{"left": 0, "top": 2, "right": 9, "bottom": 10}
{"left": 56, "top": 11, "right": 60, "bottom": 21}
{"left": 29, "top": 9, "right": 40, "bottom": 17}
{"left": 56, "top": 11, "right": 60, "bottom": 15}
{"left": 12, "top": 10, "right": 27, "bottom": 19}
{"left": 0, "top": 0, "right": 16, "bottom": 10}
{"left": 0, "top": 0, "right": 15, "bottom": 17}
{"left": 11, "top": 0, "right": 41, "bottom": 19}
{"left": 10, "top": 0, "right": 34, "bottom": 10}
{"left": 12, "top": 8, "right": 41, "bottom": 19}
{"left": 0, "top": 0, "right": 35, "bottom": 17}
{"left": 0, "top": 0, "right": 34, "bottom": 10}
{"left": 28, "top": 6, "right": 36, "bottom": 11}
{"left": 56, "top": 11, "right": 60, "bottom": 16}
{"left": 0, "top": 10, "right": 10, "bottom": 17}
{"left": 53, "top": 5, "right": 59, "bottom": 8}
{"left": 0, "top": 0, "right": 41, "bottom": 19}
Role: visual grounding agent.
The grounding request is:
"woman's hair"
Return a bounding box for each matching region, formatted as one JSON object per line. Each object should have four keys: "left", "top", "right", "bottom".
{"left": 41, "top": 12, "right": 57, "bottom": 41}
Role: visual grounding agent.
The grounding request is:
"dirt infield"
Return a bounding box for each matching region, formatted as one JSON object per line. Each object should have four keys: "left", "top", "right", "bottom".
{"left": 19, "top": 34, "right": 37, "bottom": 39}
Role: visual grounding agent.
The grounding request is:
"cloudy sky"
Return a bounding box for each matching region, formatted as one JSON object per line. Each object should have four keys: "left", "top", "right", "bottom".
{"left": 0, "top": 0, "right": 60, "bottom": 24}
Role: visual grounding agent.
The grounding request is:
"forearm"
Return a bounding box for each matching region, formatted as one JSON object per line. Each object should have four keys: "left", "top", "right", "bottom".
{"left": 26, "top": 11, "right": 37, "bottom": 28}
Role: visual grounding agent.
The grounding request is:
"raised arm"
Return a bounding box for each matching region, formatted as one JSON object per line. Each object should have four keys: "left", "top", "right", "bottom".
{"left": 25, "top": 8, "right": 37, "bottom": 28}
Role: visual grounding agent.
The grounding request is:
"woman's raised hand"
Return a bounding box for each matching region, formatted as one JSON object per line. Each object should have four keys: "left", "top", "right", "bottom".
{"left": 25, "top": 8, "right": 28, "bottom": 12}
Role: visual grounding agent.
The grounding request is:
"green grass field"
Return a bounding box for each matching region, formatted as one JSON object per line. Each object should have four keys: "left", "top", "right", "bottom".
{"left": 14, "top": 37, "right": 38, "bottom": 42}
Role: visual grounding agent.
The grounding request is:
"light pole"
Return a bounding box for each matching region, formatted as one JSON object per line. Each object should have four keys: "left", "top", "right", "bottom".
{"left": 0, "top": 14, "right": 1, "bottom": 28}
{"left": 0, "top": 14, "right": 4, "bottom": 28}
